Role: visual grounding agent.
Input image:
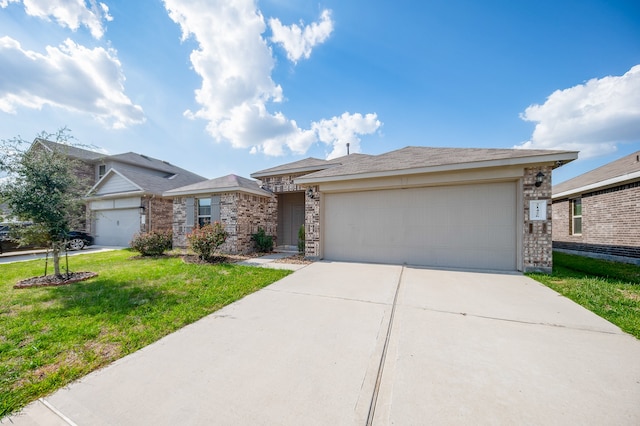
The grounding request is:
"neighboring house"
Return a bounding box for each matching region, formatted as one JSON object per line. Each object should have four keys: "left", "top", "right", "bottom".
{"left": 33, "top": 139, "right": 207, "bottom": 246}
{"left": 164, "top": 174, "right": 276, "bottom": 253}
{"left": 170, "top": 146, "right": 577, "bottom": 273}
{"left": 552, "top": 150, "right": 640, "bottom": 264}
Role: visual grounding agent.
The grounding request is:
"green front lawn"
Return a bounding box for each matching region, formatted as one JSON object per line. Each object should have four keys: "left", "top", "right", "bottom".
{"left": 0, "top": 250, "right": 291, "bottom": 417}
{"left": 529, "top": 252, "right": 640, "bottom": 339}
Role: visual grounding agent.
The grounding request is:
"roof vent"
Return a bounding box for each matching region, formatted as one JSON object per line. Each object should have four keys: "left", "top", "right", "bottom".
{"left": 167, "top": 174, "right": 177, "bottom": 180}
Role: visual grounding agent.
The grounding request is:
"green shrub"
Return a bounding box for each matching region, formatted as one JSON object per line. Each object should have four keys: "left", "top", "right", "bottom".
{"left": 298, "top": 224, "right": 305, "bottom": 254}
{"left": 130, "top": 231, "right": 173, "bottom": 256}
{"left": 251, "top": 227, "right": 274, "bottom": 253}
{"left": 187, "top": 222, "right": 229, "bottom": 261}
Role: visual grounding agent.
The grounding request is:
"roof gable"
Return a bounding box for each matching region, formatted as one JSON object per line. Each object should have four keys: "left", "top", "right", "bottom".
{"left": 553, "top": 150, "right": 640, "bottom": 197}
{"left": 251, "top": 153, "right": 372, "bottom": 178}
{"left": 90, "top": 169, "right": 142, "bottom": 196}
{"left": 163, "top": 174, "right": 273, "bottom": 197}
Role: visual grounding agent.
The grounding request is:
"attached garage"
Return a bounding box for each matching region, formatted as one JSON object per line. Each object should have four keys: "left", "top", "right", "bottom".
{"left": 293, "top": 146, "right": 579, "bottom": 273}
{"left": 90, "top": 197, "right": 142, "bottom": 246}
{"left": 323, "top": 181, "right": 517, "bottom": 270}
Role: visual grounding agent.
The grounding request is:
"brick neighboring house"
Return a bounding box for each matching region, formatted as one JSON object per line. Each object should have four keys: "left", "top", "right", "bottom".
{"left": 33, "top": 139, "right": 207, "bottom": 246}
{"left": 552, "top": 150, "right": 640, "bottom": 264}
{"left": 169, "top": 146, "right": 577, "bottom": 272}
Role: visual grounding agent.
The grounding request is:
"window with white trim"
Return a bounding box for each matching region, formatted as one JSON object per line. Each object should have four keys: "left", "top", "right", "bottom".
{"left": 571, "top": 198, "right": 582, "bottom": 235}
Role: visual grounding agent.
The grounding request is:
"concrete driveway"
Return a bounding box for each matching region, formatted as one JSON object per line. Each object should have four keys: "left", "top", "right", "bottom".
{"left": 6, "top": 262, "right": 640, "bottom": 425}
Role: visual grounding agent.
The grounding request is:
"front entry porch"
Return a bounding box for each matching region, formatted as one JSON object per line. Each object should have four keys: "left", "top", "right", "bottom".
{"left": 277, "top": 192, "right": 305, "bottom": 250}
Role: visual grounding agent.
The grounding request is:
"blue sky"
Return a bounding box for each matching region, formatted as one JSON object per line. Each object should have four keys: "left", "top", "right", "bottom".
{"left": 1, "top": 0, "right": 639, "bottom": 184}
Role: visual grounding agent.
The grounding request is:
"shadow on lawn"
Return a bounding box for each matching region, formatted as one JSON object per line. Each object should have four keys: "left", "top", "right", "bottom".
{"left": 46, "top": 278, "right": 175, "bottom": 317}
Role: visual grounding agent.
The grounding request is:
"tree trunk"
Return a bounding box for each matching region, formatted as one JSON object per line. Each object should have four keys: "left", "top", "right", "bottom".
{"left": 52, "top": 242, "right": 62, "bottom": 277}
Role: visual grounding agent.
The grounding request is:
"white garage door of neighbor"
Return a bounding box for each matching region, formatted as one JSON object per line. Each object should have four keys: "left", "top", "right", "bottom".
{"left": 324, "top": 181, "right": 517, "bottom": 270}
{"left": 94, "top": 209, "right": 140, "bottom": 246}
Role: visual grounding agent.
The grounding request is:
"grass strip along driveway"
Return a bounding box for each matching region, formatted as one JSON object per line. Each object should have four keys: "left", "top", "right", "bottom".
{"left": 529, "top": 252, "right": 640, "bottom": 339}
{"left": 0, "top": 250, "right": 291, "bottom": 417}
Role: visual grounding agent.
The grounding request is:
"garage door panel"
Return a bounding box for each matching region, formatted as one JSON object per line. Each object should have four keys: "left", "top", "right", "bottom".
{"left": 94, "top": 208, "right": 140, "bottom": 246}
{"left": 324, "top": 182, "right": 517, "bottom": 270}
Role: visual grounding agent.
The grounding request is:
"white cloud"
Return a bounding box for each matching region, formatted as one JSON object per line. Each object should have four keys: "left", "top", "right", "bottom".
{"left": 269, "top": 9, "right": 333, "bottom": 63}
{"left": 1, "top": 0, "right": 112, "bottom": 39}
{"left": 517, "top": 64, "right": 640, "bottom": 159}
{"left": 164, "top": 0, "right": 379, "bottom": 158}
{"left": 0, "top": 37, "right": 145, "bottom": 129}
{"left": 313, "top": 113, "right": 381, "bottom": 159}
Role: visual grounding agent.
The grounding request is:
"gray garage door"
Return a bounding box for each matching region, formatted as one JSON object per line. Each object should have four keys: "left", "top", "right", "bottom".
{"left": 323, "top": 181, "right": 517, "bottom": 270}
{"left": 94, "top": 208, "right": 140, "bottom": 246}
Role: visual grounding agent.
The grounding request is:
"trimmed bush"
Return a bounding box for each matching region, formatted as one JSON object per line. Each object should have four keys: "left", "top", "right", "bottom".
{"left": 187, "top": 222, "right": 229, "bottom": 261}
{"left": 298, "top": 225, "right": 305, "bottom": 254}
{"left": 251, "top": 227, "right": 274, "bottom": 253}
{"left": 130, "top": 231, "right": 173, "bottom": 256}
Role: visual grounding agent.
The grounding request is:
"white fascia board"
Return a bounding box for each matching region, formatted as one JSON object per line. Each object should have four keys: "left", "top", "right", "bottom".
{"left": 552, "top": 170, "right": 640, "bottom": 199}
{"left": 85, "top": 190, "right": 146, "bottom": 201}
{"left": 162, "top": 186, "right": 274, "bottom": 198}
{"left": 295, "top": 152, "right": 578, "bottom": 185}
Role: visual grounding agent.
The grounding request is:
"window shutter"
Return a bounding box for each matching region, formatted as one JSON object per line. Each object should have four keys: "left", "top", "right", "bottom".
{"left": 212, "top": 195, "right": 221, "bottom": 222}
{"left": 185, "top": 197, "right": 194, "bottom": 228}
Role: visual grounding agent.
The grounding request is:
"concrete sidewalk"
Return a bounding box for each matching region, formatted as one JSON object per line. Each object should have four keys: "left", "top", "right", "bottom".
{"left": 0, "top": 246, "right": 124, "bottom": 264}
{"left": 5, "top": 262, "right": 640, "bottom": 425}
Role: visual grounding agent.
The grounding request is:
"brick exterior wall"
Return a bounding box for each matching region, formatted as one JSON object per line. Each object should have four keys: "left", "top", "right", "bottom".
{"left": 73, "top": 161, "right": 95, "bottom": 232}
{"left": 260, "top": 173, "right": 307, "bottom": 193}
{"left": 305, "top": 186, "right": 321, "bottom": 258}
{"left": 172, "top": 197, "right": 188, "bottom": 248}
{"left": 552, "top": 181, "right": 640, "bottom": 261}
{"left": 522, "top": 166, "right": 553, "bottom": 273}
{"left": 172, "top": 193, "right": 276, "bottom": 254}
{"left": 147, "top": 197, "right": 173, "bottom": 233}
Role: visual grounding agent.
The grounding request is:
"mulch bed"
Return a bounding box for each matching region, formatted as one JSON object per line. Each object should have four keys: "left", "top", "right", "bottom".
{"left": 182, "top": 252, "right": 313, "bottom": 265}
{"left": 14, "top": 272, "right": 98, "bottom": 289}
{"left": 272, "top": 254, "right": 313, "bottom": 265}
{"left": 182, "top": 254, "right": 250, "bottom": 265}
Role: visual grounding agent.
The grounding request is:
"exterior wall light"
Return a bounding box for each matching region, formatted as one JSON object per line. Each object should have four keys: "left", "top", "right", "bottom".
{"left": 535, "top": 171, "right": 545, "bottom": 187}
{"left": 306, "top": 188, "right": 315, "bottom": 199}
{"left": 139, "top": 205, "right": 146, "bottom": 214}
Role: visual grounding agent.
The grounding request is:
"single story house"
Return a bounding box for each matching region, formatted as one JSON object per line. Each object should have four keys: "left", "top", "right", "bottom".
{"left": 552, "top": 150, "right": 640, "bottom": 264}
{"left": 32, "top": 139, "right": 208, "bottom": 246}
{"left": 163, "top": 174, "right": 276, "bottom": 253}
{"left": 169, "top": 146, "right": 577, "bottom": 273}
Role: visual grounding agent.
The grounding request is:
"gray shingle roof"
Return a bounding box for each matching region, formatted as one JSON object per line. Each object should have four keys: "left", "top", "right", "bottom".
{"left": 552, "top": 150, "right": 640, "bottom": 196}
{"left": 251, "top": 153, "right": 371, "bottom": 178}
{"left": 108, "top": 163, "right": 205, "bottom": 194}
{"left": 298, "top": 146, "right": 576, "bottom": 180}
{"left": 35, "top": 139, "right": 105, "bottom": 161}
{"left": 163, "top": 174, "right": 273, "bottom": 197}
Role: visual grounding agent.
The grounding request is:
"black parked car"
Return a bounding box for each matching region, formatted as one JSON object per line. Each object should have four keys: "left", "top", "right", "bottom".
{"left": 65, "top": 231, "right": 94, "bottom": 250}
{"left": 0, "top": 223, "right": 94, "bottom": 252}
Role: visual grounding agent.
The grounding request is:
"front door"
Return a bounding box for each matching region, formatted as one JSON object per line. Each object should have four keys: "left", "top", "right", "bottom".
{"left": 277, "top": 192, "right": 305, "bottom": 247}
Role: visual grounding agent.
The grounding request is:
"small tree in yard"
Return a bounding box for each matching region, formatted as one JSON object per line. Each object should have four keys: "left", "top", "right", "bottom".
{"left": 0, "top": 129, "right": 90, "bottom": 278}
{"left": 187, "top": 222, "right": 229, "bottom": 261}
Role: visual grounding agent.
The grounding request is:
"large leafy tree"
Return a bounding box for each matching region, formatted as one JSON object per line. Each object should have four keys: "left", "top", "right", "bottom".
{"left": 0, "top": 129, "right": 89, "bottom": 277}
